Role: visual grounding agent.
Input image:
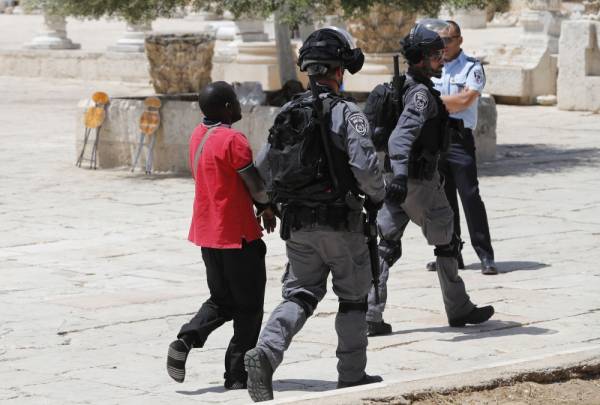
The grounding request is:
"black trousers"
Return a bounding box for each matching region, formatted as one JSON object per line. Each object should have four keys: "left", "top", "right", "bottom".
{"left": 178, "top": 238, "right": 267, "bottom": 382}
{"left": 438, "top": 129, "right": 494, "bottom": 261}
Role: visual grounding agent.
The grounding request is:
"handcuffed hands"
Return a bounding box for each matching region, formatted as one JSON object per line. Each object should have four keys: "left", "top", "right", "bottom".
{"left": 261, "top": 207, "right": 276, "bottom": 233}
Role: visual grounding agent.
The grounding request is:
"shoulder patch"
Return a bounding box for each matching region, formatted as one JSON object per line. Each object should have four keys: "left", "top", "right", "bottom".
{"left": 348, "top": 112, "right": 369, "bottom": 137}
{"left": 413, "top": 90, "right": 429, "bottom": 112}
{"left": 473, "top": 68, "right": 484, "bottom": 85}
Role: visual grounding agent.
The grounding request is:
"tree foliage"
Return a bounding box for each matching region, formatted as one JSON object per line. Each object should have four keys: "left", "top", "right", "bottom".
{"left": 24, "top": 0, "right": 497, "bottom": 25}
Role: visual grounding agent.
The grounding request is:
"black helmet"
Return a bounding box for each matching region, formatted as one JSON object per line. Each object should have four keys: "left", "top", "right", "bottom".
{"left": 400, "top": 24, "right": 445, "bottom": 65}
{"left": 298, "top": 27, "right": 365, "bottom": 75}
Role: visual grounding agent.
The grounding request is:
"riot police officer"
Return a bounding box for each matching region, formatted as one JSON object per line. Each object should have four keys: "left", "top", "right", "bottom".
{"left": 366, "top": 24, "right": 495, "bottom": 336}
{"left": 244, "top": 27, "right": 386, "bottom": 402}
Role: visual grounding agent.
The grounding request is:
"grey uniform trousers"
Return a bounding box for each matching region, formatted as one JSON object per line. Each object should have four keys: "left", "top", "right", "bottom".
{"left": 257, "top": 225, "right": 372, "bottom": 382}
{"left": 367, "top": 173, "right": 475, "bottom": 323}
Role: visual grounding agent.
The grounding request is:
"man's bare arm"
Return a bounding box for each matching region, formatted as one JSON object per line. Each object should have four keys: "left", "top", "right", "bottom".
{"left": 441, "top": 87, "right": 480, "bottom": 114}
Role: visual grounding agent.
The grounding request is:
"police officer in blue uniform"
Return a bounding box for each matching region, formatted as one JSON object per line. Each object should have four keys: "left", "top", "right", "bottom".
{"left": 428, "top": 20, "right": 498, "bottom": 275}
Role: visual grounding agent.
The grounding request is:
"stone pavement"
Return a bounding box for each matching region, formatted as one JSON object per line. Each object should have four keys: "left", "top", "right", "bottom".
{"left": 1, "top": 75, "right": 600, "bottom": 404}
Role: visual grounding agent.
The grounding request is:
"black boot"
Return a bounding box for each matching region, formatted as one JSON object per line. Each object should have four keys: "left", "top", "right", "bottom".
{"left": 481, "top": 257, "right": 498, "bottom": 275}
{"left": 337, "top": 373, "right": 383, "bottom": 389}
{"left": 449, "top": 305, "right": 495, "bottom": 327}
{"left": 244, "top": 347, "right": 274, "bottom": 402}
{"left": 367, "top": 320, "right": 392, "bottom": 336}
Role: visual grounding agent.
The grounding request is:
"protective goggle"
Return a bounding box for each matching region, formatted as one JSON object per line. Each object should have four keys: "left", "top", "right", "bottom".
{"left": 427, "top": 49, "right": 444, "bottom": 61}
{"left": 442, "top": 35, "right": 461, "bottom": 45}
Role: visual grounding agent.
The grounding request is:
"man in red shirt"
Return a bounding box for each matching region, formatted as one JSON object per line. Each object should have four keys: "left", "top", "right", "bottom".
{"left": 166, "top": 81, "right": 275, "bottom": 390}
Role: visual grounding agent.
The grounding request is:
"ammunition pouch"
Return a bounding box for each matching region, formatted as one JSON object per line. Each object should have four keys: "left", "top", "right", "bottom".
{"left": 279, "top": 204, "right": 350, "bottom": 239}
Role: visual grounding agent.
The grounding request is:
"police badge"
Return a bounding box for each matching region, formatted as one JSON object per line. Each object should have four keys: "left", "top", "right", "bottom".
{"left": 348, "top": 112, "right": 369, "bottom": 136}
{"left": 414, "top": 91, "right": 429, "bottom": 112}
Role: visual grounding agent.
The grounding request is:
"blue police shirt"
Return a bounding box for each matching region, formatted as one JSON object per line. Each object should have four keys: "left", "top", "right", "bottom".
{"left": 432, "top": 50, "right": 485, "bottom": 130}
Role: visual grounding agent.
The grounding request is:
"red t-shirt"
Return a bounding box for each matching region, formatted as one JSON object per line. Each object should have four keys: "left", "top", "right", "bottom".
{"left": 188, "top": 124, "right": 262, "bottom": 248}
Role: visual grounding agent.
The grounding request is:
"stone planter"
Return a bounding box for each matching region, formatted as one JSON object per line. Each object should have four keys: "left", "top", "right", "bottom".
{"left": 347, "top": 5, "right": 415, "bottom": 53}
{"left": 145, "top": 32, "right": 216, "bottom": 95}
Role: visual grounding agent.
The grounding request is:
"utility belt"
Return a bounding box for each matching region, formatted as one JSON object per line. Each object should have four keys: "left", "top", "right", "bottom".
{"left": 448, "top": 118, "right": 473, "bottom": 143}
{"left": 408, "top": 149, "right": 439, "bottom": 181}
{"left": 279, "top": 204, "right": 356, "bottom": 240}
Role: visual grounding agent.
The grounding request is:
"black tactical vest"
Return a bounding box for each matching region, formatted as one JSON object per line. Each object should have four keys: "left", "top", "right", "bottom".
{"left": 409, "top": 77, "right": 450, "bottom": 157}
{"left": 267, "top": 91, "right": 359, "bottom": 206}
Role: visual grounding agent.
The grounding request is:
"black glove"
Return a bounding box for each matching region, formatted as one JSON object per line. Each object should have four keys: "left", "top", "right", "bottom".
{"left": 364, "top": 198, "right": 383, "bottom": 212}
{"left": 385, "top": 175, "right": 408, "bottom": 205}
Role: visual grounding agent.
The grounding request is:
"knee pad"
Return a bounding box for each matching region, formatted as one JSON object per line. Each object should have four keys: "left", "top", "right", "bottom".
{"left": 288, "top": 292, "right": 318, "bottom": 317}
{"left": 434, "top": 234, "right": 461, "bottom": 258}
{"left": 378, "top": 239, "right": 402, "bottom": 266}
{"left": 338, "top": 298, "right": 367, "bottom": 313}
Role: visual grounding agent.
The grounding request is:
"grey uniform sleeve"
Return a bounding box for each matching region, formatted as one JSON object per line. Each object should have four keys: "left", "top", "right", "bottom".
{"left": 339, "top": 103, "right": 386, "bottom": 203}
{"left": 254, "top": 142, "right": 272, "bottom": 191}
{"left": 238, "top": 164, "right": 269, "bottom": 204}
{"left": 388, "top": 85, "right": 438, "bottom": 177}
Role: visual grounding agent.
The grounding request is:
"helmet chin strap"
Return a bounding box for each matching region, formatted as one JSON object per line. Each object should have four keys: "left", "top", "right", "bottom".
{"left": 423, "top": 55, "right": 443, "bottom": 79}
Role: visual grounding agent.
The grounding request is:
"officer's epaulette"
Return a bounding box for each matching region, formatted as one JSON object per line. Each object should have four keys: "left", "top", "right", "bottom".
{"left": 465, "top": 55, "right": 481, "bottom": 65}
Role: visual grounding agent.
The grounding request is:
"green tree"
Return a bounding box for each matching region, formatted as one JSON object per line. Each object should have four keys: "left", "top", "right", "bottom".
{"left": 24, "top": 0, "right": 496, "bottom": 26}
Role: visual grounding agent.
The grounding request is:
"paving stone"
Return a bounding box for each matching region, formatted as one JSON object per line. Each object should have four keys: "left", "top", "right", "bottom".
{"left": 1, "top": 76, "right": 600, "bottom": 403}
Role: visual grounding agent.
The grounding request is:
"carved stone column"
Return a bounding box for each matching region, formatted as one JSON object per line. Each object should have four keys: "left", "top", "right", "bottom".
{"left": 24, "top": 13, "right": 80, "bottom": 49}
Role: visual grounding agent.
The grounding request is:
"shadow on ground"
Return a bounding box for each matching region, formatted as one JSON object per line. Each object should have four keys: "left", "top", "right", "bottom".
{"left": 390, "top": 320, "right": 556, "bottom": 342}
{"left": 177, "top": 379, "right": 337, "bottom": 396}
{"left": 479, "top": 144, "right": 600, "bottom": 177}
{"left": 462, "top": 261, "right": 549, "bottom": 273}
{"left": 445, "top": 320, "right": 556, "bottom": 342}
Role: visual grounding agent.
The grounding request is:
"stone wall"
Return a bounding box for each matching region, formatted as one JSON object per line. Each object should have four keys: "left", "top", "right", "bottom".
{"left": 0, "top": 49, "right": 149, "bottom": 82}
{"left": 75, "top": 98, "right": 278, "bottom": 174}
{"left": 75, "top": 96, "right": 497, "bottom": 175}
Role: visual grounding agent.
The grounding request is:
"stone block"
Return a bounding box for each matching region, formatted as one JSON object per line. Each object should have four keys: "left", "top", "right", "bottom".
{"left": 482, "top": 3, "right": 563, "bottom": 104}
{"left": 557, "top": 20, "right": 600, "bottom": 112}
{"left": 485, "top": 51, "right": 557, "bottom": 104}
{"left": 474, "top": 94, "right": 497, "bottom": 162}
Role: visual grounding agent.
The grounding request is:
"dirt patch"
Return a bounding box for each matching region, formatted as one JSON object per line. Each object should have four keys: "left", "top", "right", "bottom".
{"left": 412, "top": 378, "right": 600, "bottom": 405}
{"left": 363, "top": 363, "right": 600, "bottom": 405}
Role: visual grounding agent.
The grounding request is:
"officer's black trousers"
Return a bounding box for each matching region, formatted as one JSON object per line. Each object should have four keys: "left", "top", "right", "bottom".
{"left": 178, "top": 239, "right": 267, "bottom": 383}
{"left": 438, "top": 129, "right": 494, "bottom": 261}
